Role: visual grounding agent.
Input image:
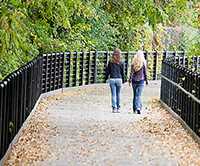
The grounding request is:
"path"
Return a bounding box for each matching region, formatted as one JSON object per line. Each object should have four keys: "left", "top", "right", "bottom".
{"left": 3, "top": 81, "right": 200, "bottom": 166}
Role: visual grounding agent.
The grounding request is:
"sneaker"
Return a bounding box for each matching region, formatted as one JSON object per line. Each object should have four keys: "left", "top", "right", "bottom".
{"left": 136, "top": 109, "right": 141, "bottom": 114}
{"left": 112, "top": 108, "right": 117, "bottom": 113}
{"left": 116, "top": 109, "right": 120, "bottom": 113}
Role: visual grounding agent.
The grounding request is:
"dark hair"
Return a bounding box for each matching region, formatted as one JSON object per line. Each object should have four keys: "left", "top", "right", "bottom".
{"left": 112, "top": 48, "right": 121, "bottom": 64}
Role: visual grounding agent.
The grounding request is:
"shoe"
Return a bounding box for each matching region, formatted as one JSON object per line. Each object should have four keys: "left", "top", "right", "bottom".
{"left": 136, "top": 109, "right": 141, "bottom": 114}
{"left": 112, "top": 108, "right": 117, "bottom": 113}
{"left": 116, "top": 109, "right": 120, "bottom": 113}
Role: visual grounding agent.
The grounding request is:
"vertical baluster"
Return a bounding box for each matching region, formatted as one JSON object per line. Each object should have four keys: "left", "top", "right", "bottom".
{"left": 18, "top": 70, "right": 23, "bottom": 130}
{"left": 52, "top": 53, "right": 57, "bottom": 90}
{"left": 61, "top": 52, "right": 65, "bottom": 90}
{"left": 3, "top": 81, "right": 8, "bottom": 155}
{"left": 124, "top": 52, "right": 129, "bottom": 82}
{"left": 23, "top": 67, "right": 27, "bottom": 122}
{"left": 5, "top": 77, "right": 11, "bottom": 144}
{"left": 85, "top": 51, "right": 91, "bottom": 85}
{"left": 182, "top": 68, "right": 187, "bottom": 122}
{"left": 104, "top": 51, "right": 109, "bottom": 83}
{"left": 15, "top": 72, "right": 20, "bottom": 133}
{"left": 197, "top": 74, "right": 200, "bottom": 136}
{"left": 94, "top": 51, "right": 98, "bottom": 83}
{"left": 65, "top": 52, "right": 71, "bottom": 87}
{"left": 160, "top": 60, "right": 164, "bottom": 102}
{"left": 44, "top": 54, "right": 48, "bottom": 93}
{"left": 0, "top": 83, "right": 3, "bottom": 158}
{"left": 152, "top": 51, "right": 158, "bottom": 80}
{"left": 74, "top": 51, "right": 78, "bottom": 86}
{"left": 27, "top": 63, "right": 32, "bottom": 116}
{"left": 79, "top": 51, "right": 84, "bottom": 86}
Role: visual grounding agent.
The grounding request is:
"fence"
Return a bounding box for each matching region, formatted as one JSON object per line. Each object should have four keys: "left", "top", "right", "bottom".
{"left": 0, "top": 57, "right": 43, "bottom": 159}
{"left": 160, "top": 57, "right": 200, "bottom": 137}
{"left": 41, "top": 50, "right": 189, "bottom": 93}
{"left": 1, "top": 50, "right": 199, "bottom": 159}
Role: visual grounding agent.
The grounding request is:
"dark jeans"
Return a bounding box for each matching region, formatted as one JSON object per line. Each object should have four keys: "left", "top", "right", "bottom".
{"left": 109, "top": 78, "right": 122, "bottom": 109}
{"left": 132, "top": 83, "right": 144, "bottom": 111}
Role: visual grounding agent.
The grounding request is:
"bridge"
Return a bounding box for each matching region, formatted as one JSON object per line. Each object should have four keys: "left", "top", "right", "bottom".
{"left": 1, "top": 51, "right": 200, "bottom": 165}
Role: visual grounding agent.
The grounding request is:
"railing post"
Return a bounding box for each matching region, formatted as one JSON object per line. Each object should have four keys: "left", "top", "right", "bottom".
{"left": 85, "top": 51, "right": 91, "bottom": 85}
{"left": 89, "top": 51, "right": 92, "bottom": 84}
{"left": 192, "top": 72, "right": 198, "bottom": 132}
{"left": 79, "top": 51, "right": 84, "bottom": 86}
{"left": 23, "top": 66, "right": 27, "bottom": 122}
{"left": 32, "top": 61, "right": 36, "bottom": 106}
{"left": 74, "top": 51, "right": 78, "bottom": 87}
{"left": 182, "top": 67, "right": 187, "bottom": 121}
{"left": 50, "top": 53, "right": 54, "bottom": 91}
{"left": 26, "top": 63, "right": 32, "bottom": 117}
{"left": 104, "top": 51, "right": 109, "bottom": 83}
{"left": 0, "top": 83, "right": 3, "bottom": 158}
{"left": 160, "top": 60, "right": 164, "bottom": 102}
{"left": 44, "top": 54, "right": 48, "bottom": 93}
{"left": 66, "top": 51, "right": 71, "bottom": 87}
{"left": 197, "top": 74, "right": 200, "bottom": 136}
{"left": 2, "top": 81, "right": 8, "bottom": 156}
{"left": 124, "top": 51, "right": 129, "bottom": 82}
{"left": 186, "top": 70, "right": 191, "bottom": 126}
{"left": 152, "top": 51, "right": 158, "bottom": 80}
{"left": 18, "top": 70, "right": 23, "bottom": 131}
{"left": 15, "top": 72, "right": 20, "bottom": 132}
{"left": 94, "top": 50, "right": 98, "bottom": 83}
{"left": 61, "top": 52, "right": 65, "bottom": 91}
{"left": 52, "top": 53, "right": 56, "bottom": 91}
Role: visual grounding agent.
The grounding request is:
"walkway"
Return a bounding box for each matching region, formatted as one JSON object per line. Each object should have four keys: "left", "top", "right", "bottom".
{"left": 3, "top": 81, "right": 200, "bottom": 165}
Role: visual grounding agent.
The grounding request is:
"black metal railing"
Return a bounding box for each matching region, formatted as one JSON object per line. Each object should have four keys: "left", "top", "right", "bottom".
{"left": 1, "top": 50, "right": 199, "bottom": 159}
{"left": 0, "top": 56, "right": 43, "bottom": 159}
{"left": 160, "top": 56, "right": 200, "bottom": 136}
{"left": 41, "top": 50, "right": 189, "bottom": 93}
{"left": 42, "top": 53, "right": 64, "bottom": 93}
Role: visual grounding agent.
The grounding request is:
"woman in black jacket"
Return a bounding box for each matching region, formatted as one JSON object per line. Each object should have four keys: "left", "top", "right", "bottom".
{"left": 106, "top": 48, "right": 125, "bottom": 113}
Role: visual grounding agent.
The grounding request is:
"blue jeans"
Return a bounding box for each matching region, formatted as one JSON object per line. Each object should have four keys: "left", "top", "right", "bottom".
{"left": 109, "top": 79, "right": 122, "bottom": 109}
{"left": 132, "top": 83, "right": 144, "bottom": 111}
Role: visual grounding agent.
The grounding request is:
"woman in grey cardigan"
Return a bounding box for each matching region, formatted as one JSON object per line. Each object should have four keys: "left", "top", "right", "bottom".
{"left": 129, "top": 50, "right": 148, "bottom": 114}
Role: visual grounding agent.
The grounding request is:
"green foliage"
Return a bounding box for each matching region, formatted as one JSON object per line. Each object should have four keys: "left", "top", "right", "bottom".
{"left": 0, "top": 0, "right": 199, "bottom": 80}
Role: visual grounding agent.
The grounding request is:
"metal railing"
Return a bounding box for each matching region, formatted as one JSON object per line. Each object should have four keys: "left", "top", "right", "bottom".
{"left": 1, "top": 50, "right": 199, "bottom": 159}
{"left": 160, "top": 56, "right": 200, "bottom": 137}
{"left": 41, "top": 50, "right": 188, "bottom": 93}
{"left": 0, "top": 57, "right": 43, "bottom": 159}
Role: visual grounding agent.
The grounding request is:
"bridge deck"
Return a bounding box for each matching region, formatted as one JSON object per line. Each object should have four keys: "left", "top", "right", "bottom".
{"left": 3, "top": 81, "right": 200, "bottom": 165}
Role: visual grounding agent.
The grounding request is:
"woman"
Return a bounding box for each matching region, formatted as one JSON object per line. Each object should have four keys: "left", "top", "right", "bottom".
{"left": 106, "top": 48, "right": 125, "bottom": 113}
{"left": 129, "top": 50, "right": 148, "bottom": 114}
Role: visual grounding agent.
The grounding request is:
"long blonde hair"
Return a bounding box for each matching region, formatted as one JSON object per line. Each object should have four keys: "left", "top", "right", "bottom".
{"left": 132, "top": 50, "right": 146, "bottom": 72}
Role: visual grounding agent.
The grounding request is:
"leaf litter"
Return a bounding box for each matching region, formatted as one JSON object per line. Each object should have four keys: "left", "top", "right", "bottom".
{"left": 3, "top": 86, "right": 200, "bottom": 165}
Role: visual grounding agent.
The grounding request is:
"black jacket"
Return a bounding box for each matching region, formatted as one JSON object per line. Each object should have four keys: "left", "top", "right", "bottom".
{"left": 105, "top": 61, "right": 125, "bottom": 83}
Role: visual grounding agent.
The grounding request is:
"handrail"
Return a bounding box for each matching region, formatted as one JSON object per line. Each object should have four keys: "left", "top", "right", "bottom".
{"left": 160, "top": 56, "right": 200, "bottom": 137}
{"left": 0, "top": 50, "right": 195, "bottom": 159}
